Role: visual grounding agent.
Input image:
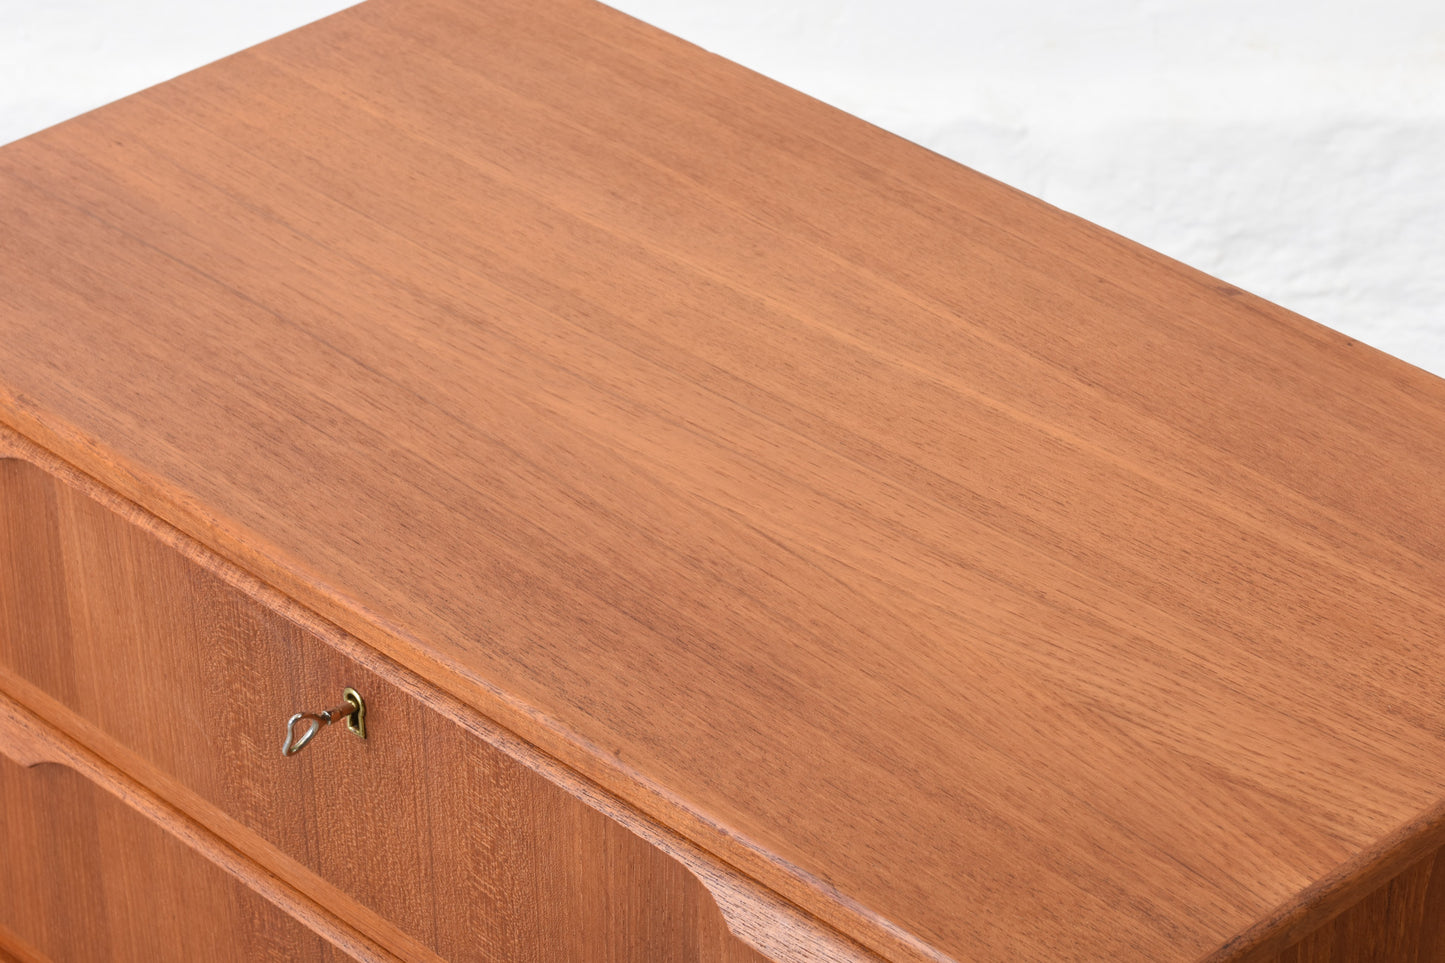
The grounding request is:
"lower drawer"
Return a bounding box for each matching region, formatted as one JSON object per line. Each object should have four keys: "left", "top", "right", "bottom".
{"left": 0, "top": 693, "right": 384, "bottom": 963}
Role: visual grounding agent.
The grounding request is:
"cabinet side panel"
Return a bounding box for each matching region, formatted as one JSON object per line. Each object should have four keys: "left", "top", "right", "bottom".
{"left": 1262, "top": 847, "right": 1445, "bottom": 963}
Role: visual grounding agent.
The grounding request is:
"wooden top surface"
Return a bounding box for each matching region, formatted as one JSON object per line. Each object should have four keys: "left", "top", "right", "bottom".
{"left": 3, "top": 0, "right": 1445, "bottom": 959}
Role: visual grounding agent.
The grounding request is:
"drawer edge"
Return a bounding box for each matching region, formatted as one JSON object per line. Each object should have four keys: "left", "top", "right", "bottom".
{"left": 0, "top": 690, "right": 401, "bottom": 963}
{"left": 0, "top": 425, "right": 885, "bottom": 963}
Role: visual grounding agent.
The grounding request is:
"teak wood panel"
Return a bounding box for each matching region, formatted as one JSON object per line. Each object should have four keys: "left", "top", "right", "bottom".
{"left": 0, "top": 758, "right": 349, "bottom": 963}
{"left": 0, "top": 696, "right": 379, "bottom": 963}
{"left": 2, "top": 0, "right": 1445, "bottom": 960}
{"left": 0, "top": 452, "right": 776, "bottom": 963}
{"left": 1263, "top": 847, "right": 1445, "bottom": 963}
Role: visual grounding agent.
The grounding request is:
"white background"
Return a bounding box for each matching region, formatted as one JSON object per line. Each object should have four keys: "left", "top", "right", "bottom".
{"left": 3, "top": 0, "right": 1441, "bottom": 377}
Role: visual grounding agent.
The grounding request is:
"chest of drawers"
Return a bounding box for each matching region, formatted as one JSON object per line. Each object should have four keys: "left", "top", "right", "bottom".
{"left": 2, "top": 1, "right": 1444, "bottom": 960}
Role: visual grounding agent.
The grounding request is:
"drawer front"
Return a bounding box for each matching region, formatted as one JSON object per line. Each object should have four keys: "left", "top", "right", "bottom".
{"left": 0, "top": 456, "right": 767, "bottom": 963}
{"left": 0, "top": 696, "right": 376, "bottom": 963}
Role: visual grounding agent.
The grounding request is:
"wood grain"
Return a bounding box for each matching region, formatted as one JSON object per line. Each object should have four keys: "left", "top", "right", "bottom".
{"left": 0, "top": 446, "right": 801, "bottom": 963}
{"left": 1, "top": 0, "right": 1444, "bottom": 959}
{"left": 0, "top": 693, "right": 390, "bottom": 963}
{"left": 0, "top": 923, "right": 47, "bottom": 963}
{"left": 1260, "top": 847, "right": 1445, "bottom": 963}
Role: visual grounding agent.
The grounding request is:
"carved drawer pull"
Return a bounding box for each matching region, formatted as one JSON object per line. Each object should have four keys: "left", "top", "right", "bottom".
{"left": 281, "top": 687, "right": 367, "bottom": 757}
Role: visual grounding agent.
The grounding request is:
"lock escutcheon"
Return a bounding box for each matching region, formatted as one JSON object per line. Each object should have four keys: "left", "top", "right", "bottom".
{"left": 281, "top": 687, "right": 366, "bottom": 757}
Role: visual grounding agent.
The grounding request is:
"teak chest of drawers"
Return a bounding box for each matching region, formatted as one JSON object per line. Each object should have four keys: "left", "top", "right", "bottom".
{"left": 2, "top": 1, "right": 1445, "bottom": 961}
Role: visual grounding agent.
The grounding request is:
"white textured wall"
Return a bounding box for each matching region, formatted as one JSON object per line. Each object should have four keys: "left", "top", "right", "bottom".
{"left": 4, "top": 0, "right": 1442, "bottom": 377}
{"left": 0, "top": 0, "right": 354, "bottom": 138}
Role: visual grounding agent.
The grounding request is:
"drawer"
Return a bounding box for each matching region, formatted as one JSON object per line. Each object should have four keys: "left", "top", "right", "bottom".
{"left": 0, "top": 454, "right": 770, "bottom": 963}
{"left": 0, "top": 692, "right": 385, "bottom": 963}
